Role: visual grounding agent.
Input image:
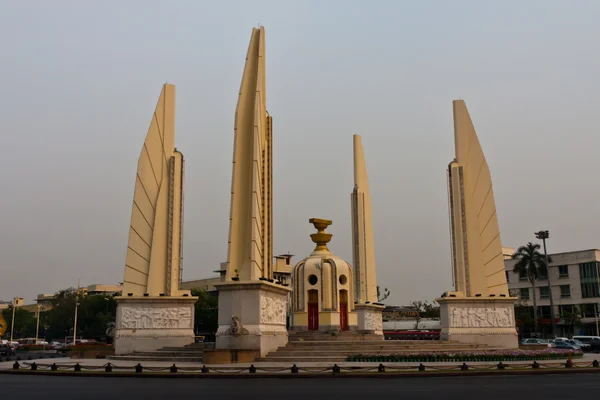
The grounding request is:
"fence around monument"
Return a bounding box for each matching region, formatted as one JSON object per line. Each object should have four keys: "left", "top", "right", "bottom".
{"left": 5, "top": 358, "right": 600, "bottom": 376}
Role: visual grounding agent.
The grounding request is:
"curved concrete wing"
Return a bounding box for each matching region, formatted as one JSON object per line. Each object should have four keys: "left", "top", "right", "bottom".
{"left": 449, "top": 100, "right": 508, "bottom": 296}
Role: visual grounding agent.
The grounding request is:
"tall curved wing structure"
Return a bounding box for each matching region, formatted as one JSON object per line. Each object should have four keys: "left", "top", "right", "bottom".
{"left": 351, "top": 134, "right": 378, "bottom": 303}
{"left": 122, "top": 84, "right": 188, "bottom": 296}
{"left": 448, "top": 100, "right": 507, "bottom": 297}
{"left": 226, "top": 26, "right": 272, "bottom": 281}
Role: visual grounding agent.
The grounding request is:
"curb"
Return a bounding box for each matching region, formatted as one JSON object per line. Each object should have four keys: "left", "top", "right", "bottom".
{"left": 2, "top": 368, "right": 600, "bottom": 379}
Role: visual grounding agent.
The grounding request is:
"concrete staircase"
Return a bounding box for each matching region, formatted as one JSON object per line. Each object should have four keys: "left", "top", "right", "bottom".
{"left": 108, "top": 342, "right": 213, "bottom": 363}
{"left": 257, "top": 331, "right": 496, "bottom": 362}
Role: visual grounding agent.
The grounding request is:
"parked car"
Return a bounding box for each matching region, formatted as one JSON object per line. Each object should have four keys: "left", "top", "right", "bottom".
{"left": 0, "top": 343, "right": 15, "bottom": 357}
{"left": 572, "top": 336, "right": 600, "bottom": 352}
{"left": 567, "top": 339, "right": 591, "bottom": 351}
{"left": 553, "top": 341, "right": 580, "bottom": 350}
{"left": 520, "top": 338, "right": 554, "bottom": 347}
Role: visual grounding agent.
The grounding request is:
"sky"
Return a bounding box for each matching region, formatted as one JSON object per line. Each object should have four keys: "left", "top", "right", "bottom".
{"left": 1, "top": 0, "right": 599, "bottom": 306}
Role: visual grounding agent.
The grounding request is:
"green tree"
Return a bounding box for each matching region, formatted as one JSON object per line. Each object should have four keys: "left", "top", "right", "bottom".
{"left": 190, "top": 289, "right": 218, "bottom": 336}
{"left": 43, "top": 288, "right": 78, "bottom": 342}
{"left": 77, "top": 294, "right": 116, "bottom": 340}
{"left": 512, "top": 242, "right": 551, "bottom": 337}
{"left": 511, "top": 289, "right": 534, "bottom": 337}
{"left": 377, "top": 286, "right": 390, "bottom": 302}
{"left": 561, "top": 306, "right": 583, "bottom": 337}
{"left": 1, "top": 307, "right": 36, "bottom": 340}
{"left": 409, "top": 300, "right": 440, "bottom": 329}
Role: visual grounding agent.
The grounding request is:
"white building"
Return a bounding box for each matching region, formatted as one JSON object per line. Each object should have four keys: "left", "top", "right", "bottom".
{"left": 505, "top": 248, "right": 600, "bottom": 337}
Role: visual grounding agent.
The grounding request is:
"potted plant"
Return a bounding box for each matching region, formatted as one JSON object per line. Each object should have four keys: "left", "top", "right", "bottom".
{"left": 232, "top": 270, "right": 240, "bottom": 281}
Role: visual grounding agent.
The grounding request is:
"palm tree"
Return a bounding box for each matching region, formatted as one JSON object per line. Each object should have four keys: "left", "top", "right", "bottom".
{"left": 512, "top": 242, "right": 550, "bottom": 337}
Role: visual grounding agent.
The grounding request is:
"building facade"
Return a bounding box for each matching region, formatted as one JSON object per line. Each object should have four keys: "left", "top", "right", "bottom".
{"left": 505, "top": 248, "right": 600, "bottom": 337}
{"left": 180, "top": 255, "right": 294, "bottom": 293}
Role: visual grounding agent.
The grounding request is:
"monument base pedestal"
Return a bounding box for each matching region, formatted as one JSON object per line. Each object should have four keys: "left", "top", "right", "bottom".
{"left": 113, "top": 296, "right": 197, "bottom": 355}
{"left": 355, "top": 303, "right": 384, "bottom": 337}
{"left": 215, "top": 281, "right": 291, "bottom": 359}
{"left": 437, "top": 296, "right": 518, "bottom": 349}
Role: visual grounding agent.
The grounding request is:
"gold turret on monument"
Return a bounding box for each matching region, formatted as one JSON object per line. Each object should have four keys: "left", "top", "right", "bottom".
{"left": 208, "top": 26, "right": 291, "bottom": 362}
{"left": 437, "top": 100, "right": 518, "bottom": 349}
{"left": 291, "top": 219, "right": 358, "bottom": 332}
{"left": 114, "top": 84, "right": 197, "bottom": 355}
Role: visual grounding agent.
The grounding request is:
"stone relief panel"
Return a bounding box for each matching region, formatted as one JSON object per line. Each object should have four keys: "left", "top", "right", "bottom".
{"left": 364, "top": 311, "right": 383, "bottom": 331}
{"left": 120, "top": 307, "right": 192, "bottom": 329}
{"left": 260, "top": 294, "right": 287, "bottom": 325}
{"left": 449, "top": 306, "right": 514, "bottom": 328}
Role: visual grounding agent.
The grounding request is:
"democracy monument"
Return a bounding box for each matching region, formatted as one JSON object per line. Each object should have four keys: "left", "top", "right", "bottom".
{"left": 112, "top": 26, "right": 517, "bottom": 358}
{"left": 437, "top": 100, "right": 518, "bottom": 348}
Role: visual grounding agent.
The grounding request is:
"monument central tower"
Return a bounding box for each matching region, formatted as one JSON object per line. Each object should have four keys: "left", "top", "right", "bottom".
{"left": 211, "top": 26, "right": 291, "bottom": 361}
{"left": 226, "top": 25, "right": 273, "bottom": 282}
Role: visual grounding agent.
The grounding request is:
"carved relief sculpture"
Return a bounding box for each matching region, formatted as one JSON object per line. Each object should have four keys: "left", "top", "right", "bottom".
{"left": 260, "top": 294, "right": 286, "bottom": 325}
{"left": 364, "top": 310, "right": 383, "bottom": 331}
{"left": 448, "top": 307, "right": 514, "bottom": 328}
{"left": 120, "top": 307, "right": 192, "bottom": 329}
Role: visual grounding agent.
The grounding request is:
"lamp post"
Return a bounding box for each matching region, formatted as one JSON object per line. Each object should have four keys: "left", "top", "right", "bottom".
{"left": 72, "top": 281, "right": 81, "bottom": 346}
{"left": 9, "top": 297, "right": 23, "bottom": 343}
{"left": 535, "top": 230, "right": 558, "bottom": 338}
{"left": 9, "top": 298, "right": 17, "bottom": 343}
{"left": 595, "top": 262, "right": 600, "bottom": 337}
{"left": 35, "top": 302, "right": 41, "bottom": 345}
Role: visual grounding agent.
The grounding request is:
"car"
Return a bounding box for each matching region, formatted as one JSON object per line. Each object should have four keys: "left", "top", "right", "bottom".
{"left": 568, "top": 339, "right": 591, "bottom": 351}
{"left": 520, "top": 338, "right": 555, "bottom": 347}
{"left": 0, "top": 343, "right": 15, "bottom": 357}
{"left": 554, "top": 341, "right": 580, "bottom": 350}
{"left": 572, "top": 336, "right": 600, "bottom": 352}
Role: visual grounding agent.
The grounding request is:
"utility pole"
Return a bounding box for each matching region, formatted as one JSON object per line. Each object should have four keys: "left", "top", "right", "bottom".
{"left": 10, "top": 298, "right": 17, "bottom": 343}
{"left": 535, "top": 230, "right": 558, "bottom": 338}
{"left": 596, "top": 262, "right": 600, "bottom": 336}
{"left": 35, "top": 302, "right": 41, "bottom": 345}
{"left": 72, "top": 280, "right": 80, "bottom": 346}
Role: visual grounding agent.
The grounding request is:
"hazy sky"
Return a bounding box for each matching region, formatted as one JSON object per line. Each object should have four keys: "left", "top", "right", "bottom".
{"left": 1, "top": 1, "right": 599, "bottom": 306}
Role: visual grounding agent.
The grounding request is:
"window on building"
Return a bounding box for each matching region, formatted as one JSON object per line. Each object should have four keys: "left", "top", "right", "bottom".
{"left": 581, "top": 283, "right": 600, "bottom": 298}
{"left": 559, "top": 304, "right": 574, "bottom": 316}
{"left": 579, "top": 262, "right": 600, "bottom": 298}
{"left": 519, "top": 288, "right": 529, "bottom": 300}
{"left": 560, "top": 285, "right": 570, "bottom": 298}
{"left": 519, "top": 269, "right": 527, "bottom": 281}
{"left": 537, "top": 269, "right": 548, "bottom": 280}
{"left": 558, "top": 265, "right": 569, "bottom": 277}
{"left": 538, "top": 306, "right": 552, "bottom": 319}
{"left": 581, "top": 303, "right": 597, "bottom": 318}
{"left": 539, "top": 286, "right": 550, "bottom": 299}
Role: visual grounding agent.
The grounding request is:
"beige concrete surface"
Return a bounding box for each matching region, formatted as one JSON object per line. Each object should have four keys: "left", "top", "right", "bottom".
{"left": 448, "top": 100, "right": 508, "bottom": 297}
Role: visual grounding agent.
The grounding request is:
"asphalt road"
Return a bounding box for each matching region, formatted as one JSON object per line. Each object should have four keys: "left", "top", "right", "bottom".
{"left": 2, "top": 374, "right": 599, "bottom": 399}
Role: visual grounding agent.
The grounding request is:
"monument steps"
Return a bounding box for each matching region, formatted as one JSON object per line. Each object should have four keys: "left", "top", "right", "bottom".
{"left": 108, "top": 342, "right": 214, "bottom": 363}
{"left": 257, "top": 332, "right": 499, "bottom": 362}
{"left": 108, "top": 355, "right": 205, "bottom": 362}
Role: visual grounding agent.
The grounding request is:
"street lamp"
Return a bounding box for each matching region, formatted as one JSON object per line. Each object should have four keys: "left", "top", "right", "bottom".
{"left": 9, "top": 297, "right": 22, "bottom": 343}
{"left": 73, "top": 290, "right": 80, "bottom": 346}
{"left": 35, "top": 302, "right": 41, "bottom": 345}
{"left": 535, "top": 230, "right": 558, "bottom": 338}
